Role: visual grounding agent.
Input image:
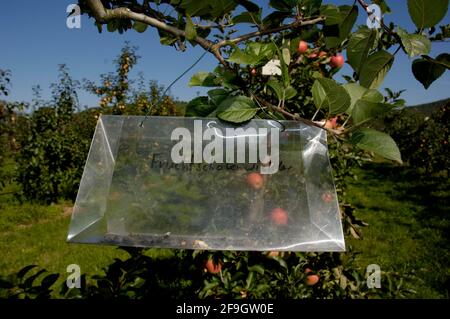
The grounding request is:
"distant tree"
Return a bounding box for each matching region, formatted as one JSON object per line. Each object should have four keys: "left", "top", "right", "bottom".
{"left": 0, "top": 69, "right": 11, "bottom": 96}
{"left": 16, "top": 65, "right": 85, "bottom": 202}
{"left": 84, "top": 43, "right": 178, "bottom": 116}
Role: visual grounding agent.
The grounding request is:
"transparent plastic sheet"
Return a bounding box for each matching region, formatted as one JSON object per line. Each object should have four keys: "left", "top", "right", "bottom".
{"left": 67, "top": 115, "right": 345, "bottom": 251}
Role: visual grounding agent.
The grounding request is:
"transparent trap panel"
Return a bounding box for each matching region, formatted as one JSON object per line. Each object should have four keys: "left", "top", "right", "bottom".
{"left": 67, "top": 115, "right": 345, "bottom": 251}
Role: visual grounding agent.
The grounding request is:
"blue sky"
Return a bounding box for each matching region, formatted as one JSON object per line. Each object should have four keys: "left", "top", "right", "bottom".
{"left": 0, "top": 0, "right": 449, "bottom": 108}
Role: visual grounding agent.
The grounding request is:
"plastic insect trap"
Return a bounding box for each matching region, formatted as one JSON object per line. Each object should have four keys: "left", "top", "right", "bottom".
{"left": 67, "top": 115, "right": 345, "bottom": 251}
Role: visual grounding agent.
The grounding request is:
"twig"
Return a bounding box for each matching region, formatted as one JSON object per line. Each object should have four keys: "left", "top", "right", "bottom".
{"left": 250, "top": 93, "right": 344, "bottom": 136}
{"left": 356, "top": 0, "right": 406, "bottom": 53}
{"left": 215, "top": 16, "right": 325, "bottom": 48}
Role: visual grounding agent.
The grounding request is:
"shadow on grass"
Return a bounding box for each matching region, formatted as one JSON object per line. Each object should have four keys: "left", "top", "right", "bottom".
{"left": 360, "top": 163, "right": 449, "bottom": 227}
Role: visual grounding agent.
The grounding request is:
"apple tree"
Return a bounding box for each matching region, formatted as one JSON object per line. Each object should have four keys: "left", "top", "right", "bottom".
{"left": 71, "top": 0, "right": 450, "bottom": 297}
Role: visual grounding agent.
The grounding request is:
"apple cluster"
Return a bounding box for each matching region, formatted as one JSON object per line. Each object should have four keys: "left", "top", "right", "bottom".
{"left": 297, "top": 40, "right": 345, "bottom": 69}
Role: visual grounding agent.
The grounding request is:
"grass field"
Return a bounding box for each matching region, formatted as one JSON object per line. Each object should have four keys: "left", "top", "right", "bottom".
{"left": 0, "top": 162, "right": 448, "bottom": 298}
{"left": 345, "top": 164, "right": 449, "bottom": 298}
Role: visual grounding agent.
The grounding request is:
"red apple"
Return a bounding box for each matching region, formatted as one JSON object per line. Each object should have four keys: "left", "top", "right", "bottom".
{"left": 321, "top": 193, "right": 333, "bottom": 202}
{"left": 250, "top": 68, "right": 257, "bottom": 76}
{"left": 205, "top": 259, "right": 222, "bottom": 274}
{"left": 324, "top": 117, "right": 338, "bottom": 129}
{"left": 329, "top": 54, "right": 345, "bottom": 69}
{"left": 247, "top": 172, "right": 264, "bottom": 189}
{"left": 305, "top": 274, "right": 320, "bottom": 286}
{"left": 319, "top": 51, "right": 327, "bottom": 58}
{"left": 297, "top": 40, "right": 308, "bottom": 54}
{"left": 270, "top": 208, "right": 288, "bottom": 225}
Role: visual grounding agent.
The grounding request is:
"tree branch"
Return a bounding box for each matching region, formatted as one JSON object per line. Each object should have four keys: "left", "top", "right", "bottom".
{"left": 85, "top": 0, "right": 229, "bottom": 68}
{"left": 251, "top": 93, "right": 344, "bottom": 136}
{"left": 215, "top": 16, "right": 326, "bottom": 49}
{"left": 86, "top": 0, "right": 327, "bottom": 69}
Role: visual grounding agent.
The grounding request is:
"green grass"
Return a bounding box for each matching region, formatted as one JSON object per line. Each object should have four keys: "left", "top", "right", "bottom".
{"left": 345, "top": 164, "right": 449, "bottom": 298}
{"left": 0, "top": 161, "right": 448, "bottom": 298}
{"left": 0, "top": 166, "right": 174, "bottom": 290}
{"left": 0, "top": 200, "right": 128, "bottom": 278}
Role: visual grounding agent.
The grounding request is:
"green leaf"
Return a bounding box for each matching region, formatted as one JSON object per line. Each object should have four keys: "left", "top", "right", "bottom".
{"left": 301, "top": 0, "right": 322, "bottom": 16}
{"left": 343, "top": 83, "right": 384, "bottom": 115}
{"left": 217, "top": 96, "right": 258, "bottom": 123}
{"left": 248, "top": 264, "right": 265, "bottom": 275}
{"left": 237, "top": 0, "right": 260, "bottom": 12}
{"left": 269, "top": 0, "right": 296, "bottom": 12}
{"left": 320, "top": 4, "right": 341, "bottom": 25}
{"left": 95, "top": 22, "right": 103, "bottom": 33}
{"left": 362, "top": 89, "right": 384, "bottom": 103}
{"left": 407, "top": 0, "right": 449, "bottom": 29}
{"left": 267, "top": 80, "right": 284, "bottom": 100}
{"left": 282, "top": 47, "right": 291, "bottom": 65}
{"left": 189, "top": 72, "right": 218, "bottom": 87}
{"left": 350, "top": 128, "right": 402, "bottom": 163}
{"left": 233, "top": 11, "right": 262, "bottom": 24}
{"left": 17, "top": 265, "right": 38, "bottom": 280}
{"left": 228, "top": 47, "right": 259, "bottom": 65}
{"left": 106, "top": 20, "right": 118, "bottom": 32}
{"left": 352, "top": 100, "right": 393, "bottom": 124}
{"left": 178, "top": 1, "right": 210, "bottom": 16}
{"left": 247, "top": 42, "right": 276, "bottom": 59}
{"left": 246, "top": 271, "right": 255, "bottom": 289}
{"left": 347, "top": 27, "right": 377, "bottom": 74}
{"left": 273, "top": 43, "right": 290, "bottom": 87}
{"left": 312, "top": 78, "right": 351, "bottom": 115}
{"left": 432, "top": 53, "right": 450, "bottom": 69}
{"left": 185, "top": 96, "right": 216, "bottom": 117}
{"left": 41, "top": 273, "right": 59, "bottom": 289}
{"left": 185, "top": 15, "right": 197, "bottom": 41}
{"left": 267, "top": 81, "right": 297, "bottom": 101}
{"left": 312, "top": 80, "right": 326, "bottom": 109}
{"left": 262, "top": 11, "right": 290, "bottom": 29}
{"left": 359, "top": 50, "right": 394, "bottom": 89}
{"left": 412, "top": 54, "right": 449, "bottom": 89}
{"left": 397, "top": 27, "right": 431, "bottom": 57}
{"left": 158, "top": 29, "right": 178, "bottom": 46}
{"left": 177, "top": 0, "right": 238, "bottom": 18}
{"left": 343, "top": 83, "right": 368, "bottom": 114}
{"left": 208, "top": 89, "right": 229, "bottom": 106}
{"left": 23, "top": 269, "right": 46, "bottom": 288}
{"left": 272, "top": 256, "right": 288, "bottom": 269}
{"left": 133, "top": 21, "right": 148, "bottom": 33}
{"left": 213, "top": 66, "right": 241, "bottom": 89}
{"left": 284, "top": 86, "right": 297, "bottom": 100}
{"left": 324, "top": 5, "right": 358, "bottom": 49}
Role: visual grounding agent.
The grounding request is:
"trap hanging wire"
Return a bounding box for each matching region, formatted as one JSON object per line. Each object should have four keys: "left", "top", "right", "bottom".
{"left": 67, "top": 116, "right": 345, "bottom": 251}
{"left": 140, "top": 42, "right": 213, "bottom": 127}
